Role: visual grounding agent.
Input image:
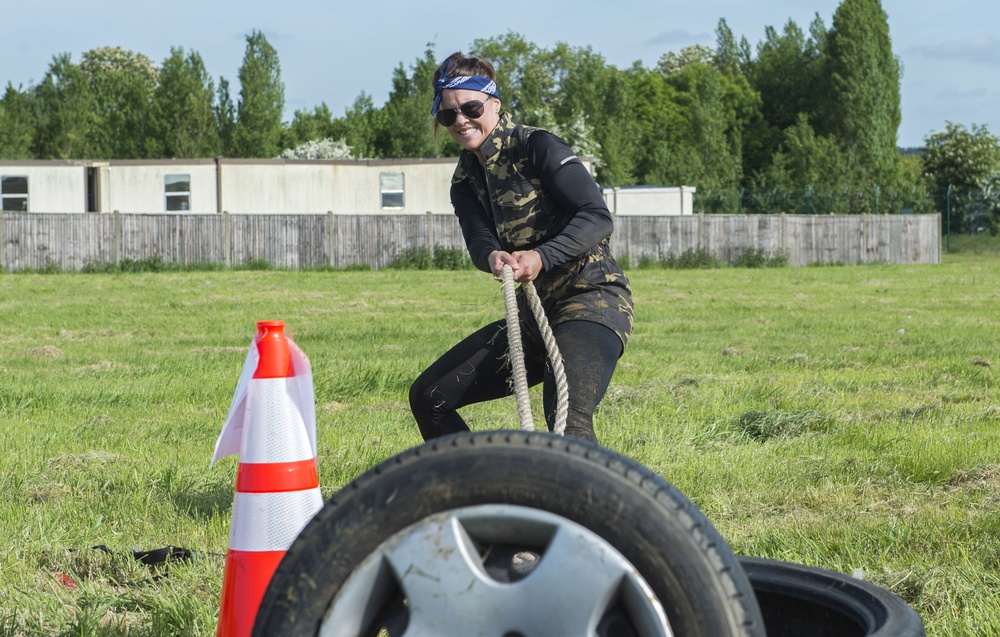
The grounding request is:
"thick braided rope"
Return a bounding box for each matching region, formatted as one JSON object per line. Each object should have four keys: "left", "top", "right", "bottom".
{"left": 500, "top": 265, "right": 568, "bottom": 435}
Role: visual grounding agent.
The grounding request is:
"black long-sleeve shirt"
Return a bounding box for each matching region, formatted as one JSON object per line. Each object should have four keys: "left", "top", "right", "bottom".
{"left": 449, "top": 112, "right": 634, "bottom": 347}
{"left": 452, "top": 130, "right": 613, "bottom": 272}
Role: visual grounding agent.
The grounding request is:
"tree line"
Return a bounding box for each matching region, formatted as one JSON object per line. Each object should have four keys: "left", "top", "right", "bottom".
{"left": 1, "top": 0, "right": 998, "bottom": 230}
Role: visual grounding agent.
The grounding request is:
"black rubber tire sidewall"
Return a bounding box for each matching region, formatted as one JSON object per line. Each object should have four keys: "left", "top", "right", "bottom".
{"left": 254, "top": 431, "right": 765, "bottom": 637}
{"left": 738, "top": 556, "right": 925, "bottom": 637}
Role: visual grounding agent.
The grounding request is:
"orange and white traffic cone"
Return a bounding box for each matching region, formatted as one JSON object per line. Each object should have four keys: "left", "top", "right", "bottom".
{"left": 212, "top": 320, "right": 323, "bottom": 637}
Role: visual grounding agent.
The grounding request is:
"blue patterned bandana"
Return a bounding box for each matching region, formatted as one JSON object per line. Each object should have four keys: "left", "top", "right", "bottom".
{"left": 431, "top": 65, "right": 499, "bottom": 115}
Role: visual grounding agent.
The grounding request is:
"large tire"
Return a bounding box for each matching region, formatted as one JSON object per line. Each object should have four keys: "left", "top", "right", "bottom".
{"left": 738, "top": 557, "right": 926, "bottom": 637}
{"left": 253, "top": 431, "right": 765, "bottom": 637}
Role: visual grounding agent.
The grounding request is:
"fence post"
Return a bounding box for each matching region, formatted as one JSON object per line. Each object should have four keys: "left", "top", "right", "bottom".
{"left": 781, "top": 212, "right": 787, "bottom": 258}
{"left": 332, "top": 212, "right": 340, "bottom": 268}
{"left": 426, "top": 211, "right": 434, "bottom": 258}
{"left": 223, "top": 211, "right": 232, "bottom": 268}
{"left": 215, "top": 156, "right": 224, "bottom": 214}
{"left": 113, "top": 210, "right": 122, "bottom": 265}
{"left": 697, "top": 210, "right": 704, "bottom": 251}
{"left": 0, "top": 209, "right": 5, "bottom": 271}
{"left": 327, "top": 211, "right": 334, "bottom": 267}
{"left": 738, "top": 187, "right": 744, "bottom": 214}
{"left": 946, "top": 184, "right": 952, "bottom": 254}
{"left": 861, "top": 213, "right": 868, "bottom": 264}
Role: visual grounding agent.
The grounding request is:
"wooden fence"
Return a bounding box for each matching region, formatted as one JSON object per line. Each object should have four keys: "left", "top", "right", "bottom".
{"left": 0, "top": 211, "right": 940, "bottom": 272}
{"left": 613, "top": 213, "right": 941, "bottom": 266}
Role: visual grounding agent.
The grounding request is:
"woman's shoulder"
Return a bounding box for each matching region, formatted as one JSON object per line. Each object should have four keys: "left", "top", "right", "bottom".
{"left": 521, "top": 128, "right": 574, "bottom": 155}
{"left": 520, "top": 129, "right": 582, "bottom": 174}
{"left": 450, "top": 151, "right": 478, "bottom": 185}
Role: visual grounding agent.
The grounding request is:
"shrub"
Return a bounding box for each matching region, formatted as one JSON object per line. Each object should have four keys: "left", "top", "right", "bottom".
{"left": 9, "top": 259, "right": 64, "bottom": 274}
{"left": 279, "top": 138, "right": 352, "bottom": 160}
{"left": 391, "top": 247, "right": 433, "bottom": 270}
{"left": 390, "top": 246, "right": 472, "bottom": 270}
{"left": 661, "top": 248, "right": 720, "bottom": 269}
{"left": 638, "top": 255, "right": 658, "bottom": 269}
{"left": 432, "top": 246, "right": 473, "bottom": 270}
{"left": 178, "top": 261, "right": 224, "bottom": 272}
{"left": 119, "top": 256, "right": 166, "bottom": 272}
{"left": 237, "top": 259, "right": 273, "bottom": 271}
{"left": 731, "top": 248, "right": 788, "bottom": 268}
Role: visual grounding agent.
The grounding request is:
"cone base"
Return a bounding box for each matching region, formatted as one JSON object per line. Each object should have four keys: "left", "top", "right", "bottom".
{"left": 217, "top": 549, "right": 285, "bottom": 637}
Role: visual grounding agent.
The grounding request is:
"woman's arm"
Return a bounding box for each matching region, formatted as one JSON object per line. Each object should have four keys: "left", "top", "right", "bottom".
{"left": 451, "top": 180, "right": 502, "bottom": 273}
{"left": 525, "top": 131, "right": 614, "bottom": 270}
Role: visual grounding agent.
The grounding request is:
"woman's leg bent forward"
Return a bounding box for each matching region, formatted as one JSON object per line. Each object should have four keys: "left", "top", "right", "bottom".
{"left": 542, "top": 320, "right": 623, "bottom": 444}
{"left": 409, "top": 320, "right": 544, "bottom": 440}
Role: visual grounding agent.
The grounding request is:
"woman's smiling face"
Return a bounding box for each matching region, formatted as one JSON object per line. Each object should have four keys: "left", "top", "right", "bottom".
{"left": 439, "top": 88, "right": 501, "bottom": 156}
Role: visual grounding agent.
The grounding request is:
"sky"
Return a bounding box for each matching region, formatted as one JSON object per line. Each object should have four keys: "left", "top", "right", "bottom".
{"left": 2, "top": 0, "right": 997, "bottom": 149}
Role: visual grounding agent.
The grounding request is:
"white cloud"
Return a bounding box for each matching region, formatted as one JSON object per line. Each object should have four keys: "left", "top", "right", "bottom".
{"left": 911, "top": 35, "right": 1000, "bottom": 67}
{"left": 933, "top": 86, "right": 988, "bottom": 100}
{"left": 645, "top": 29, "right": 711, "bottom": 48}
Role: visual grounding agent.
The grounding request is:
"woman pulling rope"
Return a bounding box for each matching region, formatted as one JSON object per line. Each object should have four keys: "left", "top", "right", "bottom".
{"left": 408, "top": 51, "right": 634, "bottom": 444}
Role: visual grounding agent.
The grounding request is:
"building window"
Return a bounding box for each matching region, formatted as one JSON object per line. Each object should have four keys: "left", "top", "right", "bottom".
{"left": 1, "top": 175, "right": 28, "bottom": 211}
{"left": 380, "top": 172, "right": 404, "bottom": 210}
{"left": 165, "top": 174, "right": 191, "bottom": 211}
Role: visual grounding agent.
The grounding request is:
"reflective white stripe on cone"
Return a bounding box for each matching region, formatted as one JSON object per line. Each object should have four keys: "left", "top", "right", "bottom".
{"left": 216, "top": 488, "right": 323, "bottom": 637}
{"left": 229, "top": 488, "right": 324, "bottom": 552}
{"left": 241, "top": 378, "right": 314, "bottom": 464}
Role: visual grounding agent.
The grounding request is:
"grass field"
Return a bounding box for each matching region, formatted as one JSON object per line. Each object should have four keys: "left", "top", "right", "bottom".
{"left": 2, "top": 254, "right": 999, "bottom": 636}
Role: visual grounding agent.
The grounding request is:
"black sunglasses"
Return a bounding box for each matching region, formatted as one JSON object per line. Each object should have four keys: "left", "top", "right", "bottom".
{"left": 435, "top": 99, "right": 487, "bottom": 126}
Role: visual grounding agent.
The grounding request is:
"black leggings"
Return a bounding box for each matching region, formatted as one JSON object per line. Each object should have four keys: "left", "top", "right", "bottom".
{"left": 409, "top": 319, "right": 622, "bottom": 443}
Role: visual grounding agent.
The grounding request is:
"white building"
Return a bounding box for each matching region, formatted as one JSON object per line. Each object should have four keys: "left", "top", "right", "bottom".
{"left": 0, "top": 158, "right": 694, "bottom": 216}
{"left": 602, "top": 186, "right": 696, "bottom": 216}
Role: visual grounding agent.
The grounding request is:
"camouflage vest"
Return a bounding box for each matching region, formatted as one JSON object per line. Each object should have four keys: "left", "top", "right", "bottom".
{"left": 452, "top": 112, "right": 634, "bottom": 347}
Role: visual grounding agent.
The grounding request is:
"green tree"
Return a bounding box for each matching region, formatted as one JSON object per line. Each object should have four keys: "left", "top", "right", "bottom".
{"left": 0, "top": 83, "right": 35, "bottom": 159}
{"left": 215, "top": 77, "right": 237, "bottom": 157}
{"left": 660, "top": 58, "right": 761, "bottom": 200}
{"left": 150, "top": 48, "right": 220, "bottom": 158}
{"left": 749, "top": 20, "right": 824, "bottom": 135}
{"left": 741, "top": 17, "right": 828, "bottom": 181}
{"left": 922, "top": 122, "right": 1000, "bottom": 192}
{"left": 825, "top": 0, "right": 901, "bottom": 187}
{"left": 887, "top": 153, "right": 936, "bottom": 216}
{"left": 472, "top": 33, "right": 556, "bottom": 129}
{"left": 79, "top": 46, "right": 159, "bottom": 158}
{"left": 582, "top": 63, "right": 649, "bottom": 186}
{"left": 754, "top": 113, "right": 853, "bottom": 213}
{"left": 234, "top": 30, "right": 285, "bottom": 158}
{"left": 285, "top": 103, "right": 337, "bottom": 149}
{"left": 539, "top": 42, "right": 609, "bottom": 160}
{"left": 339, "top": 94, "right": 386, "bottom": 159}
{"left": 922, "top": 122, "right": 1000, "bottom": 231}
{"left": 472, "top": 34, "right": 655, "bottom": 182}
{"left": 714, "top": 18, "right": 741, "bottom": 73}
{"left": 32, "top": 53, "right": 97, "bottom": 159}
{"left": 657, "top": 44, "right": 714, "bottom": 75}
{"left": 375, "top": 47, "right": 439, "bottom": 158}
{"left": 622, "top": 64, "right": 682, "bottom": 186}
{"left": 280, "top": 102, "right": 357, "bottom": 158}
{"left": 469, "top": 36, "right": 607, "bottom": 160}
{"left": 972, "top": 171, "right": 1000, "bottom": 234}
